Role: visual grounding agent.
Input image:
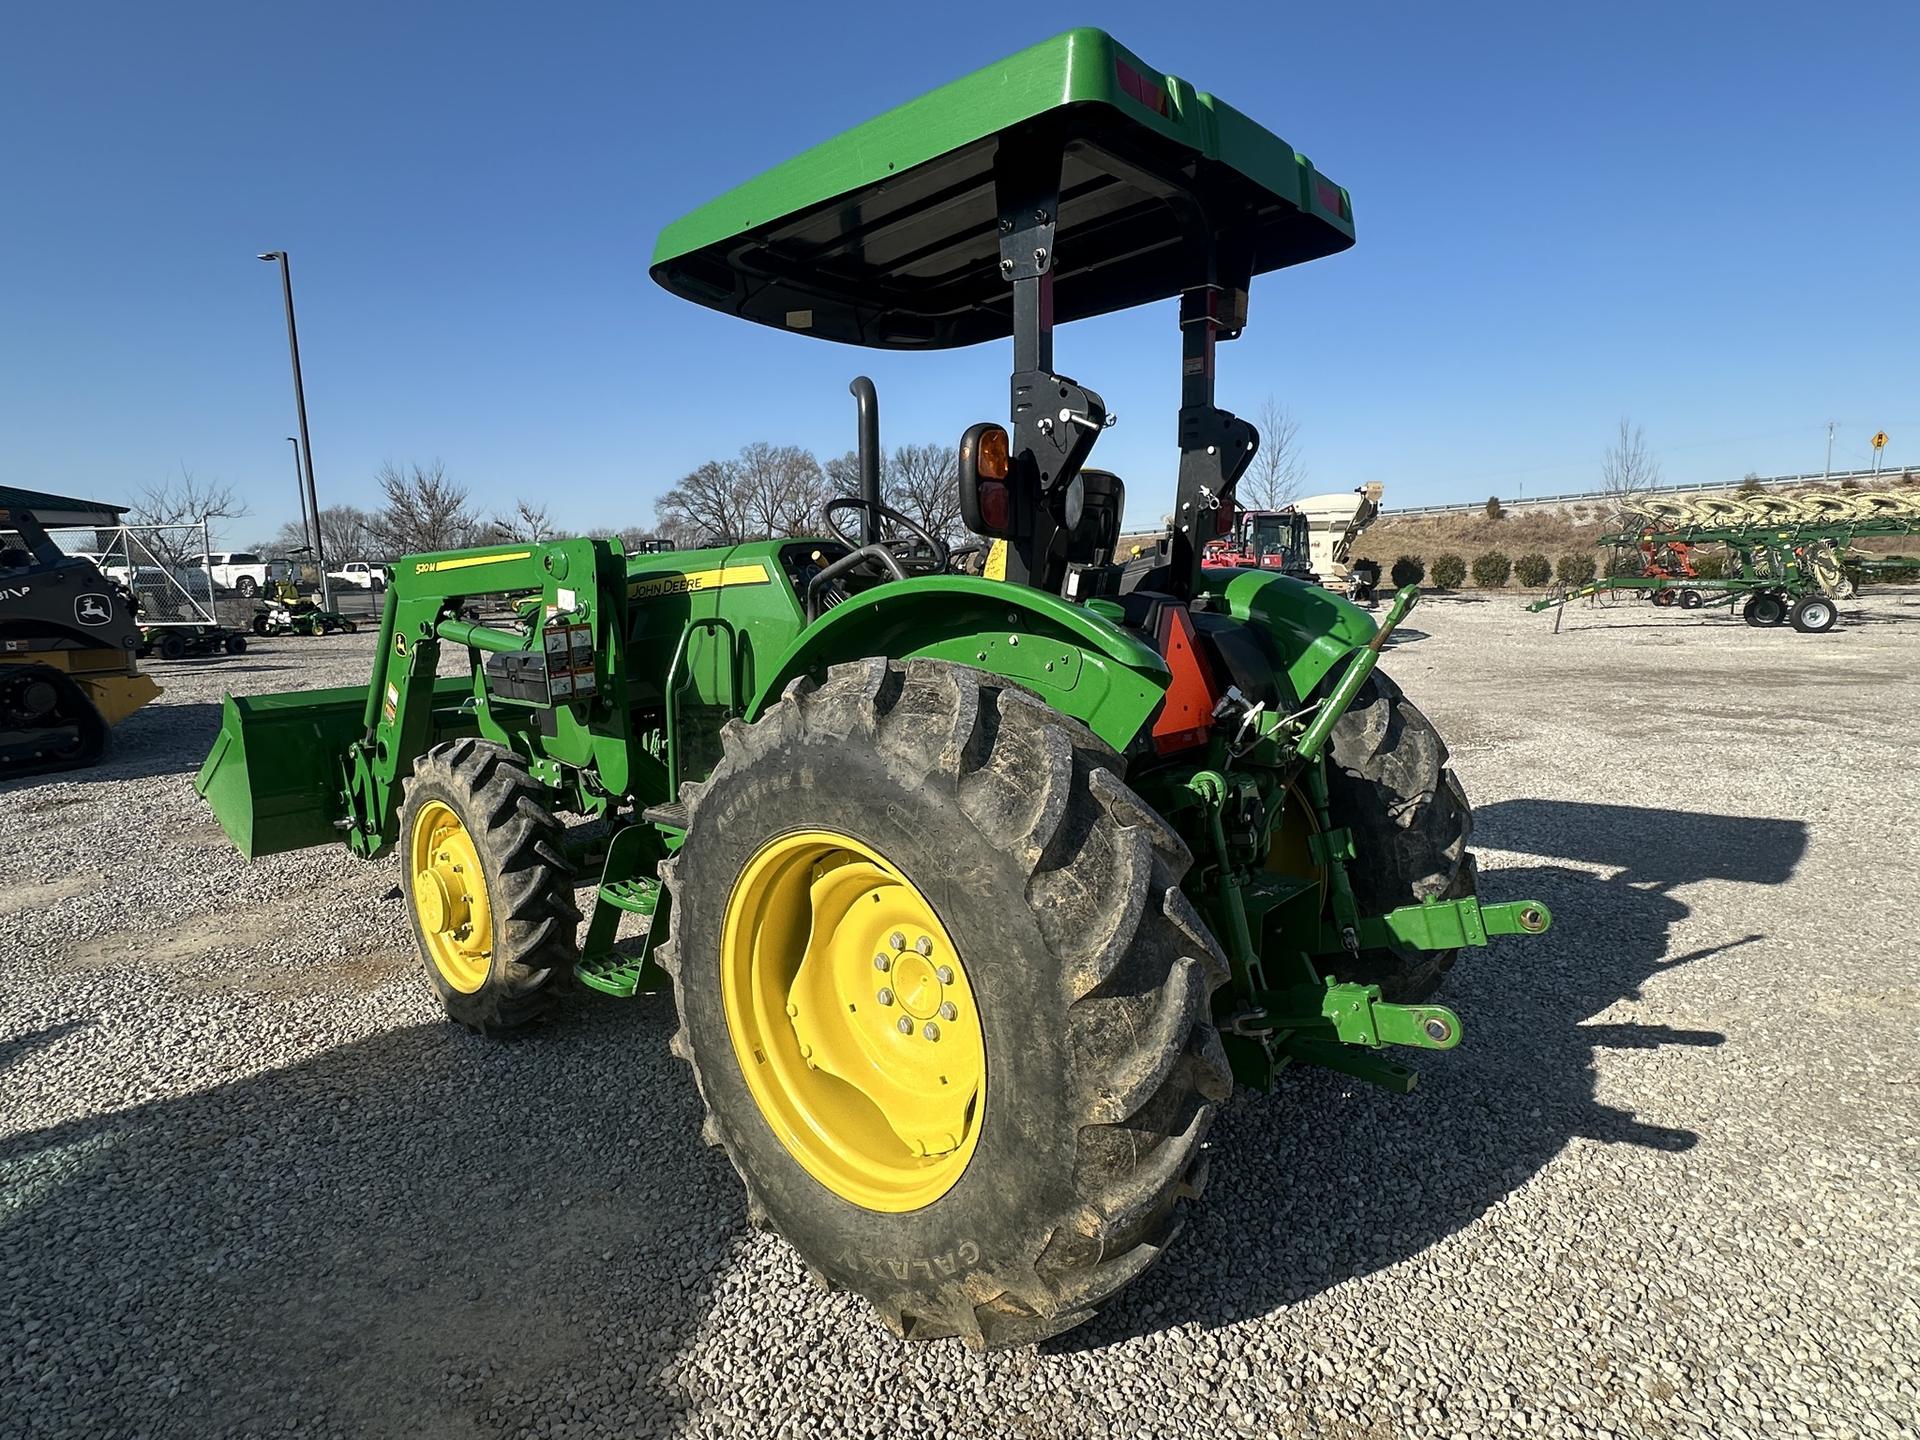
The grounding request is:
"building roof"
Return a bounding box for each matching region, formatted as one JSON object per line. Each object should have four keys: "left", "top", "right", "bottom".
{"left": 0, "top": 484, "right": 130, "bottom": 520}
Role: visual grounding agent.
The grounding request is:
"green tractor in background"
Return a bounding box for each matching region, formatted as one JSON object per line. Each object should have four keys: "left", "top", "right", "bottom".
{"left": 198, "top": 29, "right": 1549, "bottom": 1347}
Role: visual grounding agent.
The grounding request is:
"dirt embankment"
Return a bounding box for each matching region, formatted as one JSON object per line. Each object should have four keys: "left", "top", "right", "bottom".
{"left": 1358, "top": 479, "right": 1920, "bottom": 570}
{"left": 1355, "top": 508, "right": 1609, "bottom": 568}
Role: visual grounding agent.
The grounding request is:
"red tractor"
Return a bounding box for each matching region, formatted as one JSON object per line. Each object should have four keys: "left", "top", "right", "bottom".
{"left": 1205, "top": 506, "right": 1316, "bottom": 580}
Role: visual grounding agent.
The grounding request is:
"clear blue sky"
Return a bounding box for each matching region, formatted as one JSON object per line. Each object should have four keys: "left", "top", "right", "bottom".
{"left": 2, "top": 1, "right": 1914, "bottom": 545}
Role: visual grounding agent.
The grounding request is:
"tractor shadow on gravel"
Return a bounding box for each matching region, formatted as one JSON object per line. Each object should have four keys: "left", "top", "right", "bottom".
{"left": 1057, "top": 800, "right": 1808, "bottom": 1350}
{"left": 0, "top": 996, "right": 730, "bottom": 1436}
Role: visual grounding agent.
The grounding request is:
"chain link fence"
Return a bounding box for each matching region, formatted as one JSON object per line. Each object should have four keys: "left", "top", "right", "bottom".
{"left": 51, "top": 523, "right": 219, "bottom": 627}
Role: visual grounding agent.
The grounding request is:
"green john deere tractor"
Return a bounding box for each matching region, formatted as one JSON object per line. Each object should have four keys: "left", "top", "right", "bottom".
{"left": 198, "top": 29, "right": 1549, "bottom": 1347}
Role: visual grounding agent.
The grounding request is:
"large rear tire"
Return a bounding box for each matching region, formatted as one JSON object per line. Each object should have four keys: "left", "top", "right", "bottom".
{"left": 397, "top": 739, "right": 578, "bottom": 1033}
{"left": 660, "top": 658, "right": 1230, "bottom": 1349}
{"left": 1321, "top": 672, "right": 1477, "bottom": 1002}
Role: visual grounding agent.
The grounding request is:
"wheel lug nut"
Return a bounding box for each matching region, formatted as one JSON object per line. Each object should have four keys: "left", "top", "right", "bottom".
{"left": 896, "top": 1017, "right": 914, "bottom": 1034}
{"left": 939, "top": 1002, "right": 957, "bottom": 1021}
{"left": 873, "top": 953, "right": 891, "bottom": 972}
{"left": 935, "top": 965, "right": 954, "bottom": 984}
{"left": 889, "top": 932, "right": 905, "bottom": 951}
{"left": 785, "top": 1002, "right": 799, "bottom": 1017}
{"left": 877, "top": 987, "right": 894, "bottom": 1006}
{"left": 923, "top": 1022, "right": 941, "bottom": 1041}
{"left": 915, "top": 936, "right": 933, "bottom": 956}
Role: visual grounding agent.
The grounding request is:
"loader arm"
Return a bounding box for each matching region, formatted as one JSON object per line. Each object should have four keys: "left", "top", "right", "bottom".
{"left": 199, "top": 537, "right": 639, "bottom": 860}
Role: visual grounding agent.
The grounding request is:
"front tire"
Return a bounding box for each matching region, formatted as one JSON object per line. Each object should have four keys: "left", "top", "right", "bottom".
{"left": 397, "top": 739, "right": 579, "bottom": 1033}
{"left": 660, "top": 659, "right": 1230, "bottom": 1348}
{"left": 236, "top": 576, "right": 258, "bottom": 598}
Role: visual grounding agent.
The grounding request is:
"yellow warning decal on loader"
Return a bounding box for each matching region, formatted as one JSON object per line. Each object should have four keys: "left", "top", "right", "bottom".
{"left": 629, "top": 562, "right": 771, "bottom": 600}
{"left": 413, "top": 550, "right": 533, "bottom": 575}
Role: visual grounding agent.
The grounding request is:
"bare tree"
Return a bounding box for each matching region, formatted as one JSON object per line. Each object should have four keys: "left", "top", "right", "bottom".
{"left": 885, "top": 442, "right": 962, "bottom": 541}
{"left": 1241, "top": 397, "right": 1304, "bottom": 510}
{"left": 318, "top": 504, "right": 376, "bottom": 561}
{"left": 824, "top": 450, "right": 861, "bottom": 495}
{"left": 655, "top": 459, "right": 745, "bottom": 546}
{"left": 127, "top": 468, "right": 249, "bottom": 565}
{"left": 265, "top": 504, "right": 375, "bottom": 575}
{"left": 1601, "top": 418, "right": 1663, "bottom": 520}
{"left": 369, "top": 461, "right": 480, "bottom": 555}
{"left": 736, "top": 442, "right": 829, "bottom": 537}
{"left": 489, "top": 497, "right": 558, "bottom": 542}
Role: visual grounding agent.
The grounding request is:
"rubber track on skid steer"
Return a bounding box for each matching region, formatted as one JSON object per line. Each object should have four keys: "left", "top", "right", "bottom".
{"left": 0, "top": 664, "right": 109, "bottom": 780}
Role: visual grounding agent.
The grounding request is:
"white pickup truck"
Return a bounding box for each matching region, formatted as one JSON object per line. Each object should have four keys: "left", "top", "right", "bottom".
{"left": 184, "top": 551, "right": 291, "bottom": 598}
{"left": 327, "top": 561, "right": 390, "bottom": 591}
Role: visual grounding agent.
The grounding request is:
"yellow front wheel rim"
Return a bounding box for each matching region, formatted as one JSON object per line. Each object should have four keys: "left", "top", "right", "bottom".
{"left": 721, "top": 830, "right": 985, "bottom": 1213}
{"left": 409, "top": 800, "right": 494, "bottom": 994}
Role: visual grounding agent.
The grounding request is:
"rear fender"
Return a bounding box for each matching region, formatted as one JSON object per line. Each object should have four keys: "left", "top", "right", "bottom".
{"left": 1199, "top": 569, "right": 1378, "bottom": 701}
{"left": 747, "top": 576, "right": 1170, "bottom": 753}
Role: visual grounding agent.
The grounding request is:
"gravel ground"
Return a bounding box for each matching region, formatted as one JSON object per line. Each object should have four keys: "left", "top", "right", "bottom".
{"left": 3, "top": 590, "right": 1916, "bottom": 1439}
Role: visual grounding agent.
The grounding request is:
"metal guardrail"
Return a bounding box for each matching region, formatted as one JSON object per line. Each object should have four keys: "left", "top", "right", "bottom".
{"left": 1388, "top": 465, "right": 1916, "bottom": 519}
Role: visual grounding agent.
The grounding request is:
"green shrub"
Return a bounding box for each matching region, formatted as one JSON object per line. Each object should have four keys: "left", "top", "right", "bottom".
{"left": 1512, "top": 552, "right": 1552, "bottom": 587}
{"left": 1556, "top": 552, "right": 1595, "bottom": 584}
{"left": 1471, "top": 551, "right": 1512, "bottom": 588}
{"left": 1390, "top": 554, "right": 1425, "bottom": 588}
{"left": 1691, "top": 551, "right": 1727, "bottom": 580}
{"left": 1484, "top": 496, "right": 1503, "bottom": 520}
{"left": 1429, "top": 553, "right": 1467, "bottom": 589}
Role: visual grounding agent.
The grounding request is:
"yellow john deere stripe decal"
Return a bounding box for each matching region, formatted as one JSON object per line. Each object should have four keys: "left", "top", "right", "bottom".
{"left": 629, "top": 562, "right": 771, "bottom": 600}
{"left": 413, "top": 550, "right": 532, "bottom": 574}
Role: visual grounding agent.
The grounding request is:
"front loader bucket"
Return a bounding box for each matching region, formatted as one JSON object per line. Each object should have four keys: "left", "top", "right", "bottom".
{"left": 195, "top": 684, "right": 374, "bottom": 858}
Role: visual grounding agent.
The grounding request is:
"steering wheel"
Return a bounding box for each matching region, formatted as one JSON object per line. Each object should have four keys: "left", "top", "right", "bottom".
{"left": 823, "top": 498, "right": 951, "bottom": 575}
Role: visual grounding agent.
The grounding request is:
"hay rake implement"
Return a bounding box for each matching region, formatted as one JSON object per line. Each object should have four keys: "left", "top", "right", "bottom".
{"left": 1529, "top": 488, "right": 1920, "bottom": 634}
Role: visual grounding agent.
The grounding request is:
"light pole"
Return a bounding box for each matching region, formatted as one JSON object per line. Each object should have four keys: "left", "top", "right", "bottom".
{"left": 287, "top": 436, "right": 314, "bottom": 583}
{"left": 258, "top": 251, "right": 332, "bottom": 608}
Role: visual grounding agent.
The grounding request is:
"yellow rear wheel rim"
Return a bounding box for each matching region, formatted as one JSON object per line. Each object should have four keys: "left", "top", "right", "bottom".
{"left": 409, "top": 800, "right": 494, "bottom": 994}
{"left": 721, "top": 830, "right": 985, "bottom": 1213}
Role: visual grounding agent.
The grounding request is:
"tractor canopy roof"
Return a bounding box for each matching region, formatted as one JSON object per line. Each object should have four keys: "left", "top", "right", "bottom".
{"left": 649, "top": 28, "right": 1354, "bottom": 349}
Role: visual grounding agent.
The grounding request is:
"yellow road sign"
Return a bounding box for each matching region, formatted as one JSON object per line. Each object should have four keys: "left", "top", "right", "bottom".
{"left": 1871, "top": 431, "right": 1889, "bottom": 450}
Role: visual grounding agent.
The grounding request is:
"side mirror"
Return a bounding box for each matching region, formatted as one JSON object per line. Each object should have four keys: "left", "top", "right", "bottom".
{"left": 958, "top": 422, "right": 1015, "bottom": 538}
